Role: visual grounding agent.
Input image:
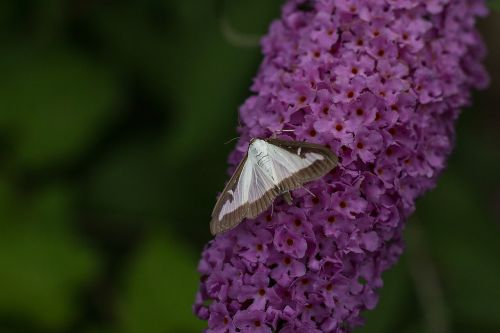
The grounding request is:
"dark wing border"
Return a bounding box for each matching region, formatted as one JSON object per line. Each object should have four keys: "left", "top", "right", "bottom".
{"left": 210, "top": 155, "right": 280, "bottom": 235}
{"left": 265, "top": 139, "right": 338, "bottom": 163}
{"left": 265, "top": 138, "right": 339, "bottom": 191}
{"left": 210, "top": 154, "right": 248, "bottom": 235}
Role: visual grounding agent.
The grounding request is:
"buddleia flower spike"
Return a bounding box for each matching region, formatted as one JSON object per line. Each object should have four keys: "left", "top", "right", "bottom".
{"left": 194, "top": 0, "right": 489, "bottom": 332}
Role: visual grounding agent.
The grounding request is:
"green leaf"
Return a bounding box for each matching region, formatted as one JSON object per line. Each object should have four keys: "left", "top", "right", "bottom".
{"left": 82, "top": 326, "right": 117, "bottom": 333}
{"left": 0, "top": 2, "right": 13, "bottom": 30}
{"left": 357, "top": 259, "right": 414, "bottom": 333}
{"left": 90, "top": 0, "right": 282, "bottom": 166}
{"left": 160, "top": 0, "right": 282, "bottom": 165}
{"left": 0, "top": 185, "right": 99, "bottom": 330}
{"left": 416, "top": 172, "right": 500, "bottom": 330}
{"left": 487, "top": 0, "right": 500, "bottom": 10}
{"left": 85, "top": 139, "right": 169, "bottom": 220}
{"left": 399, "top": 324, "right": 425, "bottom": 333}
{"left": 116, "top": 229, "right": 205, "bottom": 333}
{"left": 0, "top": 45, "right": 120, "bottom": 168}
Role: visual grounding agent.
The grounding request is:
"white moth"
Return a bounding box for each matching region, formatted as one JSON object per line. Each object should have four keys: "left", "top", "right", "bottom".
{"left": 210, "top": 138, "right": 338, "bottom": 235}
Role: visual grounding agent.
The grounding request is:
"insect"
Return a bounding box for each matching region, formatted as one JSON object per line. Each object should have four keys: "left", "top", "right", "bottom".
{"left": 210, "top": 138, "right": 339, "bottom": 235}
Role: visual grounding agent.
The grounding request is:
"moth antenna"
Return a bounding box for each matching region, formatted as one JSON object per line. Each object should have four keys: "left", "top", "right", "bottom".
{"left": 224, "top": 136, "right": 240, "bottom": 145}
{"left": 273, "top": 129, "right": 295, "bottom": 134}
{"left": 272, "top": 128, "right": 295, "bottom": 138}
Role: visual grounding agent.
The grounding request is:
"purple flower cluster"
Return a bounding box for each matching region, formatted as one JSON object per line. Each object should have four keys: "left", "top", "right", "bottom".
{"left": 194, "top": 0, "right": 488, "bottom": 332}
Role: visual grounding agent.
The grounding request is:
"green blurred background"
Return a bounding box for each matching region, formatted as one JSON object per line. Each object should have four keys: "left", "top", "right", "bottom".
{"left": 0, "top": 1, "right": 498, "bottom": 333}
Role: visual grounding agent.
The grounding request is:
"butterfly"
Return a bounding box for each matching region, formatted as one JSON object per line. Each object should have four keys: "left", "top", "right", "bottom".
{"left": 210, "top": 138, "right": 339, "bottom": 235}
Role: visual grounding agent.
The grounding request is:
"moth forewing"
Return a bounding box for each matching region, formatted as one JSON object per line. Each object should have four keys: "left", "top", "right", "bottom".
{"left": 265, "top": 138, "right": 338, "bottom": 186}
{"left": 210, "top": 138, "right": 338, "bottom": 235}
{"left": 265, "top": 138, "right": 338, "bottom": 167}
{"left": 210, "top": 154, "right": 249, "bottom": 235}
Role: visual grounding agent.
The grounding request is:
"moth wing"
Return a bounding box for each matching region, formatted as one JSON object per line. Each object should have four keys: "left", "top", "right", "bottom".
{"left": 210, "top": 155, "right": 278, "bottom": 235}
{"left": 210, "top": 154, "right": 250, "bottom": 235}
{"left": 246, "top": 161, "right": 280, "bottom": 219}
{"left": 266, "top": 139, "right": 338, "bottom": 191}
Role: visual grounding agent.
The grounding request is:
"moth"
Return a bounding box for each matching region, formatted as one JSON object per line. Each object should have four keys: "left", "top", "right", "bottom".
{"left": 210, "top": 138, "right": 339, "bottom": 235}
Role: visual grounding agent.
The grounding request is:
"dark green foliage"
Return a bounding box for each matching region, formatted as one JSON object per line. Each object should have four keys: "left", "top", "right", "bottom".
{"left": 0, "top": 1, "right": 498, "bottom": 333}
{"left": 488, "top": 0, "right": 500, "bottom": 10}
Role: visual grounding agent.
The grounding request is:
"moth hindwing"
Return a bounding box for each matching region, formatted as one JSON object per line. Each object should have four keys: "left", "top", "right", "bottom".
{"left": 210, "top": 138, "right": 338, "bottom": 235}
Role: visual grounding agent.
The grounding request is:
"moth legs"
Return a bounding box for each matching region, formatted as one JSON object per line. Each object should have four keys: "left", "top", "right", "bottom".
{"left": 301, "top": 186, "right": 316, "bottom": 198}
{"left": 282, "top": 189, "right": 314, "bottom": 205}
{"left": 283, "top": 191, "right": 293, "bottom": 205}
{"left": 270, "top": 192, "right": 292, "bottom": 220}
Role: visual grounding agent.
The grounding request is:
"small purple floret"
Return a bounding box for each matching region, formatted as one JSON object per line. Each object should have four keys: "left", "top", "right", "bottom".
{"left": 194, "top": 0, "right": 488, "bottom": 332}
